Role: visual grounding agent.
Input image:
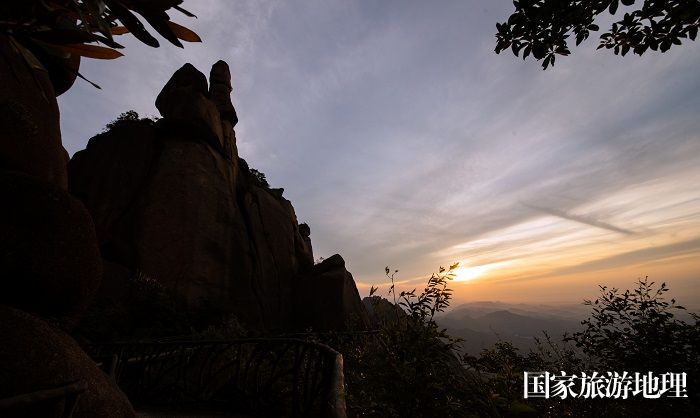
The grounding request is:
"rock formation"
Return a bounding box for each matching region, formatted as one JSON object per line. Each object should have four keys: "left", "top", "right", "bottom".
{"left": 0, "top": 171, "right": 101, "bottom": 326}
{"left": 295, "top": 255, "right": 370, "bottom": 330}
{"left": 0, "top": 305, "right": 135, "bottom": 417}
{"left": 0, "top": 35, "right": 134, "bottom": 416}
{"left": 0, "top": 35, "right": 70, "bottom": 189}
{"left": 69, "top": 61, "right": 369, "bottom": 332}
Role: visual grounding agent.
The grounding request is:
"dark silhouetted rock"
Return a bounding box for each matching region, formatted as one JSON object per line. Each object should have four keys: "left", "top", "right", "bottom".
{"left": 362, "top": 296, "right": 406, "bottom": 326}
{"left": 0, "top": 170, "right": 101, "bottom": 325}
{"left": 209, "top": 60, "right": 238, "bottom": 126}
{"left": 155, "top": 63, "right": 208, "bottom": 108}
{"left": 0, "top": 35, "right": 69, "bottom": 189}
{"left": 0, "top": 305, "right": 135, "bottom": 417}
{"left": 298, "top": 223, "right": 313, "bottom": 262}
{"left": 68, "top": 119, "right": 159, "bottom": 266}
{"left": 155, "top": 63, "right": 223, "bottom": 149}
{"left": 68, "top": 61, "right": 366, "bottom": 332}
{"left": 294, "top": 255, "right": 371, "bottom": 331}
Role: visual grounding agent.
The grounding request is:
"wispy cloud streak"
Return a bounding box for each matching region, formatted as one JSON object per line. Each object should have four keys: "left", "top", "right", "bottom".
{"left": 522, "top": 203, "right": 637, "bottom": 235}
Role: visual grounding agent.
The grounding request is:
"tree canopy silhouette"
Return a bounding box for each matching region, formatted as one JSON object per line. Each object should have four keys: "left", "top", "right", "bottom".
{"left": 496, "top": 0, "right": 700, "bottom": 69}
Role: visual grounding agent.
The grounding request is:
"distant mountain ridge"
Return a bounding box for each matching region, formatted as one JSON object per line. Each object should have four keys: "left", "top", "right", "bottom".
{"left": 436, "top": 301, "right": 586, "bottom": 354}
{"left": 443, "top": 300, "right": 590, "bottom": 320}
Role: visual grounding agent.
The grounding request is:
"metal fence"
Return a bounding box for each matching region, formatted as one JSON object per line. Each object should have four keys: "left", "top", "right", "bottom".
{"left": 85, "top": 339, "right": 346, "bottom": 418}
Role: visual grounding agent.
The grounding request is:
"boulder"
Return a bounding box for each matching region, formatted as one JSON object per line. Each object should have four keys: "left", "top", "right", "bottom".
{"left": 0, "top": 305, "right": 134, "bottom": 417}
{"left": 0, "top": 35, "right": 69, "bottom": 189}
{"left": 155, "top": 63, "right": 208, "bottom": 108}
{"left": 294, "top": 255, "right": 371, "bottom": 331}
{"left": 155, "top": 63, "right": 223, "bottom": 150}
{"left": 0, "top": 170, "right": 101, "bottom": 325}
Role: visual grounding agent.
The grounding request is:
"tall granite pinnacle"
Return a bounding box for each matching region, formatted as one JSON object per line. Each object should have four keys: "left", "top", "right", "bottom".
{"left": 69, "top": 61, "right": 369, "bottom": 331}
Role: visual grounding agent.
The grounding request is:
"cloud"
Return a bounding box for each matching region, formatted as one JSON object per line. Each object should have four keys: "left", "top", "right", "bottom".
{"left": 521, "top": 203, "right": 637, "bottom": 235}
{"left": 55, "top": 1, "right": 700, "bottom": 303}
{"left": 552, "top": 237, "right": 700, "bottom": 277}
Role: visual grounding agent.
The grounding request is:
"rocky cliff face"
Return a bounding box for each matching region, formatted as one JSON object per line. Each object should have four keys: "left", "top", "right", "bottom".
{"left": 1, "top": 34, "right": 134, "bottom": 417}
{"left": 69, "top": 61, "right": 368, "bottom": 331}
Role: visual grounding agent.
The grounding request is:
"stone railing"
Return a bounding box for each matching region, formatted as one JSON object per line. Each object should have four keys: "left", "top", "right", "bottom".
{"left": 85, "top": 339, "right": 346, "bottom": 418}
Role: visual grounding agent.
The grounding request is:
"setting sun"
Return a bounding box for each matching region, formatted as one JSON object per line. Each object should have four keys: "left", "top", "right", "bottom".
{"left": 451, "top": 261, "right": 514, "bottom": 283}
{"left": 452, "top": 264, "right": 491, "bottom": 282}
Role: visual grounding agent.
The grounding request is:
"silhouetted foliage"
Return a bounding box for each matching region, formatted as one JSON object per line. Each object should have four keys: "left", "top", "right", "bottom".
{"left": 0, "top": 0, "right": 198, "bottom": 51}
{"left": 562, "top": 277, "right": 700, "bottom": 416}
{"left": 496, "top": 0, "right": 700, "bottom": 69}
{"left": 250, "top": 168, "right": 270, "bottom": 189}
{"left": 238, "top": 158, "right": 271, "bottom": 189}
{"left": 466, "top": 278, "right": 700, "bottom": 417}
{"left": 1, "top": 1, "right": 199, "bottom": 89}
{"left": 333, "top": 264, "right": 492, "bottom": 417}
{"left": 565, "top": 277, "right": 699, "bottom": 373}
{"left": 103, "top": 110, "right": 157, "bottom": 131}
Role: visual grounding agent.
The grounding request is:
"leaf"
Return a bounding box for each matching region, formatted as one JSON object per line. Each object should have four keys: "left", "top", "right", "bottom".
{"left": 166, "top": 21, "right": 201, "bottom": 42}
{"left": 49, "top": 43, "right": 124, "bottom": 59}
{"left": 32, "top": 29, "right": 123, "bottom": 49}
{"left": 609, "top": 0, "right": 619, "bottom": 15}
{"left": 30, "top": 29, "right": 100, "bottom": 45}
{"left": 76, "top": 71, "right": 102, "bottom": 89}
{"left": 104, "top": 0, "right": 160, "bottom": 47}
{"left": 111, "top": 26, "right": 130, "bottom": 35}
{"left": 174, "top": 5, "right": 197, "bottom": 18}
{"left": 576, "top": 31, "right": 585, "bottom": 46}
{"left": 138, "top": 10, "right": 184, "bottom": 47}
{"left": 84, "top": 0, "right": 114, "bottom": 40}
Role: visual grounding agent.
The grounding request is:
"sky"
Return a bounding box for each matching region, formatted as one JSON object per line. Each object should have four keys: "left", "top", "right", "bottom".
{"left": 58, "top": 0, "right": 700, "bottom": 307}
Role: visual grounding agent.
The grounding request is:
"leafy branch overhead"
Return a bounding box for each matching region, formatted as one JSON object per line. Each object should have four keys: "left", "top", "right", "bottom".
{"left": 495, "top": 0, "right": 700, "bottom": 69}
{"left": 0, "top": 0, "right": 201, "bottom": 61}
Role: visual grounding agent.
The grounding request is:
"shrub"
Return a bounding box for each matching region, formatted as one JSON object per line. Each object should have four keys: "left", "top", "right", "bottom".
{"left": 237, "top": 158, "right": 271, "bottom": 189}
{"left": 337, "top": 264, "right": 491, "bottom": 417}
{"left": 250, "top": 168, "right": 270, "bottom": 188}
{"left": 466, "top": 278, "right": 700, "bottom": 417}
{"left": 103, "top": 110, "right": 158, "bottom": 132}
{"left": 565, "top": 278, "right": 699, "bottom": 374}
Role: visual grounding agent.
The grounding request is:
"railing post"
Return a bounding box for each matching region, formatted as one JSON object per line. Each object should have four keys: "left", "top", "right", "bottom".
{"left": 328, "top": 353, "right": 347, "bottom": 418}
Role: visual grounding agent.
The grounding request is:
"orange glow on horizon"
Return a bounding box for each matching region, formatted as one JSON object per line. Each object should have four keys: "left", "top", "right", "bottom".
{"left": 356, "top": 176, "right": 700, "bottom": 307}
